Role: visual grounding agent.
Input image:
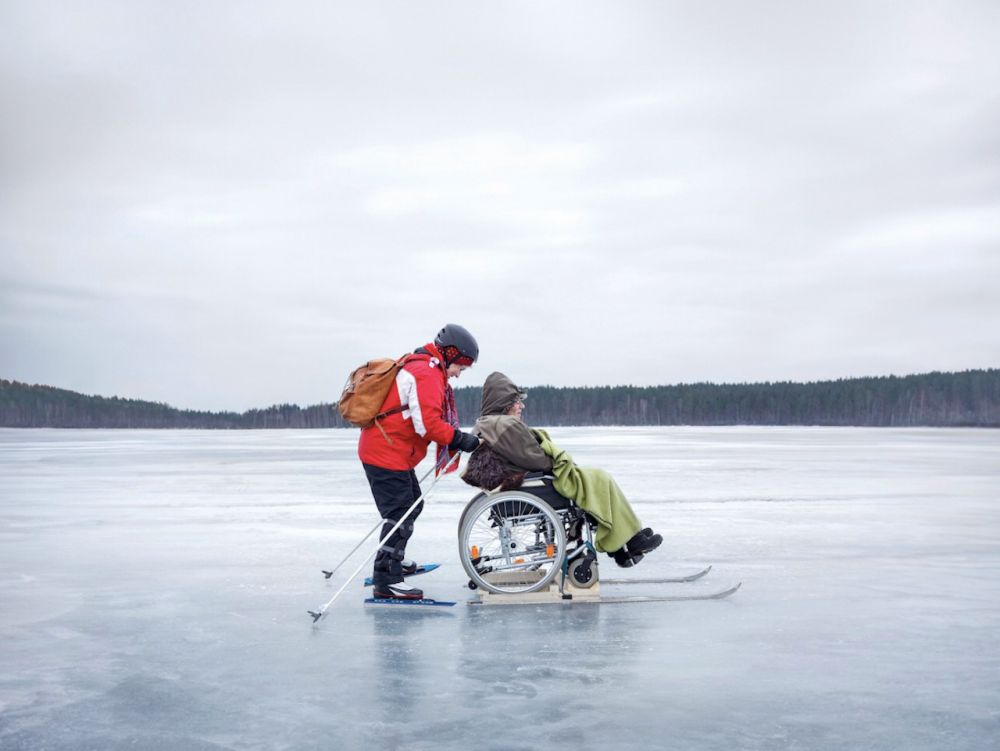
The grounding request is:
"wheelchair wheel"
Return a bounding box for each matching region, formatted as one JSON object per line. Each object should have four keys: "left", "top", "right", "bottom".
{"left": 458, "top": 491, "right": 567, "bottom": 594}
{"left": 567, "top": 552, "right": 598, "bottom": 588}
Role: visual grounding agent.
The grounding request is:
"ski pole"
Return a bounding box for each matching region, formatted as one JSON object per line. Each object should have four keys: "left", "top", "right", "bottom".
{"left": 308, "top": 452, "right": 459, "bottom": 624}
{"left": 320, "top": 457, "right": 447, "bottom": 579}
{"left": 320, "top": 519, "right": 382, "bottom": 579}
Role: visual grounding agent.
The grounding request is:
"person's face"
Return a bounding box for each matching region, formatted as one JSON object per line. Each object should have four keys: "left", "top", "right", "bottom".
{"left": 506, "top": 398, "right": 525, "bottom": 418}
{"left": 447, "top": 363, "right": 468, "bottom": 379}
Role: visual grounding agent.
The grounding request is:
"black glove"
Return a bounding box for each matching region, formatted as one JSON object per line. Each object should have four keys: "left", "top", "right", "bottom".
{"left": 449, "top": 430, "right": 480, "bottom": 453}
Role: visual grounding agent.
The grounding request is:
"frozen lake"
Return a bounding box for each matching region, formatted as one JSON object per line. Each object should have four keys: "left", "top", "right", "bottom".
{"left": 1, "top": 427, "right": 998, "bottom": 750}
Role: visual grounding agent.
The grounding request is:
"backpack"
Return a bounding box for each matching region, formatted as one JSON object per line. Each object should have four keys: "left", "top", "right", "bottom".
{"left": 337, "top": 356, "right": 410, "bottom": 439}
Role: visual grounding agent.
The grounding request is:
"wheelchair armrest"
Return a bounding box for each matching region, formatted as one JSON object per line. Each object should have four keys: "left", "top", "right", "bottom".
{"left": 523, "top": 471, "right": 555, "bottom": 481}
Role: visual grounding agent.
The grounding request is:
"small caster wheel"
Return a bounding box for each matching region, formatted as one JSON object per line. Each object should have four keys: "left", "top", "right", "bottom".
{"left": 568, "top": 557, "right": 598, "bottom": 588}
{"left": 468, "top": 579, "right": 478, "bottom": 590}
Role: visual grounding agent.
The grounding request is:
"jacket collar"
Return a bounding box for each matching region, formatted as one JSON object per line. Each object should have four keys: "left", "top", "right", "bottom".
{"left": 413, "top": 343, "right": 447, "bottom": 372}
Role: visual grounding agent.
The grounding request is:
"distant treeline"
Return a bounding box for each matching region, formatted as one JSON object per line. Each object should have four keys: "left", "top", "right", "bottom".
{"left": 454, "top": 369, "right": 1000, "bottom": 428}
{"left": 0, "top": 381, "right": 338, "bottom": 429}
{"left": 2, "top": 369, "right": 998, "bottom": 429}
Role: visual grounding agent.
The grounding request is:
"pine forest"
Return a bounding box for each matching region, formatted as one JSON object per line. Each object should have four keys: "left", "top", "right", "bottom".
{"left": 2, "top": 369, "right": 998, "bottom": 429}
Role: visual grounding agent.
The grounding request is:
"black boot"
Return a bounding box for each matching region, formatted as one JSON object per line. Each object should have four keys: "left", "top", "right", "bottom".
{"left": 612, "top": 548, "right": 643, "bottom": 568}
{"left": 627, "top": 528, "right": 663, "bottom": 557}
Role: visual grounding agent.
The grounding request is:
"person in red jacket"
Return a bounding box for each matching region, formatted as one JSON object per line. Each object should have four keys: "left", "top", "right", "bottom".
{"left": 359, "top": 324, "right": 481, "bottom": 600}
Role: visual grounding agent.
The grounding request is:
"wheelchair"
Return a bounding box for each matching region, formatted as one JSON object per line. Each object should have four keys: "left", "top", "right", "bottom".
{"left": 457, "top": 474, "right": 600, "bottom": 595}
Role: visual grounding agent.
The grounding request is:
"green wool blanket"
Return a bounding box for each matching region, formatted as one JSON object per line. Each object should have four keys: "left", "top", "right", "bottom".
{"left": 531, "top": 428, "right": 642, "bottom": 553}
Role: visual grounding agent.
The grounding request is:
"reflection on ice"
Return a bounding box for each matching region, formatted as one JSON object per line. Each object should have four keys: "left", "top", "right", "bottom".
{"left": 1, "top": 427, "right": 999, "bottom": 750}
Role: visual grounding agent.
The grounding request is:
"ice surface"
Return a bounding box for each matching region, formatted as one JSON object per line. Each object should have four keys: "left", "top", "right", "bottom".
{"left": 1, "top": 427, "right": 998, "bottom": 750}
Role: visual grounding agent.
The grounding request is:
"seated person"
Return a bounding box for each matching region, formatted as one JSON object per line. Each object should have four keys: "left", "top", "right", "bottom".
{"left": 462, "top": 371, "right": 662, "bottom": 567}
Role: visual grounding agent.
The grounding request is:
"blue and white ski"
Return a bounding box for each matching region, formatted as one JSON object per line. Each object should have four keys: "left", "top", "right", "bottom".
{"left": 363, "top": 596, "right": 456, "bottom": 607}
{"left": 362, "top": 563, "right": 440, "bottom": 587}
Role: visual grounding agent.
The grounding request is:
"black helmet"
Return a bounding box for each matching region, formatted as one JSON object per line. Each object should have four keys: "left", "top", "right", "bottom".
{"left": 435, "top": 323, "right": 479, "bottom": 365}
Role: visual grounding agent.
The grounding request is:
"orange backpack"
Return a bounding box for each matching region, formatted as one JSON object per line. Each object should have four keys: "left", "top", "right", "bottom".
{"left": 337, "top": 356, "right": 410, "bottom": 439}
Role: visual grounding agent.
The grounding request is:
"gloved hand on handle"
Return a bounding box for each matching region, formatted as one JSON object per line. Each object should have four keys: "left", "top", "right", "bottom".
{"left": 448, "top": 429, "right": 480, "bottom": 453}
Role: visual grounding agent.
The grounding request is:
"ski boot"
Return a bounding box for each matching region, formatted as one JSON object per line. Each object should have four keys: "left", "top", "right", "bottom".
{"left": 372, "top": 582, "right": 424, "bottom": 600}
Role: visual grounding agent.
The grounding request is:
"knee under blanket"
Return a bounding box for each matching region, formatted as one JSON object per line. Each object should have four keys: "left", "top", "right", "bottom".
{"left": 531, "top": 428, "right": 642, "bottom": 553}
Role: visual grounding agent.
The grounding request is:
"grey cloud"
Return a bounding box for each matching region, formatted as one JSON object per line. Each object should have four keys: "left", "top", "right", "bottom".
{"left": 1, "top": 1, "right": 998, "bottom": 410}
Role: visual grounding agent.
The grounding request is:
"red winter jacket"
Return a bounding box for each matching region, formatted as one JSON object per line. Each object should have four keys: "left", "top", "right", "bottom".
{"left": 357, "top": 343, "right": 457, "bottom": 471}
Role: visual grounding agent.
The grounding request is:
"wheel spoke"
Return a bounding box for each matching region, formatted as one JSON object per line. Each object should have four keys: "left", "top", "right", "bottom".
{"left": 459, "top": 491, "right": 567, "bottom": 594}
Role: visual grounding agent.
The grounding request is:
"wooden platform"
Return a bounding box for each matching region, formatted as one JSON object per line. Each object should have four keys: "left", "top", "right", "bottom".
{"left": 474, "top": 568, "right": 601, "bottom": 605}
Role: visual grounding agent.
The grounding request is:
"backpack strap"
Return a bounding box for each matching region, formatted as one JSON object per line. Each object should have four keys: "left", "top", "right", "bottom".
{"left": 372, "top": 406, "right": 408, "bottom": 444}
{"left": 375, "top": 404, "right": 408, "bottom": 421}
{"left": 371, "top": 355, "right": 413, "bottom": 444}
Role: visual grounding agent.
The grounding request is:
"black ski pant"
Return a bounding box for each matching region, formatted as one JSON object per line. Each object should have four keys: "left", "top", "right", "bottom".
{"left": 363, "top": 463, "right": 424, "bottom": 588}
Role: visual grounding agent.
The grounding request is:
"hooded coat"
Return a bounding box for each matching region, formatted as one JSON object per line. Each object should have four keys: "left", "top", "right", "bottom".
{"left": 464, "top": 371, "right": 641, "bottom": 552}
{"left": 470, "top": 372, "right": 551, "bottom": 474}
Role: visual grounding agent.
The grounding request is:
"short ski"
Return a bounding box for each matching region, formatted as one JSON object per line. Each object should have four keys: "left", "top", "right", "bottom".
{"left": 362, "top": 563, "right": 440, "bottom": 587}
{"left": 601, "top": 565, "right": 713, "bottom": 585}
{"left": 364, "top": 597, "right": 457, "bottom": 607}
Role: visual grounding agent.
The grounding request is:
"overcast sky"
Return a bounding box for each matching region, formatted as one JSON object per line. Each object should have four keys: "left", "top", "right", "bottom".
{"left": 2, "top": 1, "right": 998, "bottom": 412}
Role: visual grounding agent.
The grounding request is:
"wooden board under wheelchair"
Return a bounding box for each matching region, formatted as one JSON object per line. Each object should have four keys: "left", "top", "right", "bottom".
{"left": 473, "top": 569, "right": 601, "bottom": 606}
